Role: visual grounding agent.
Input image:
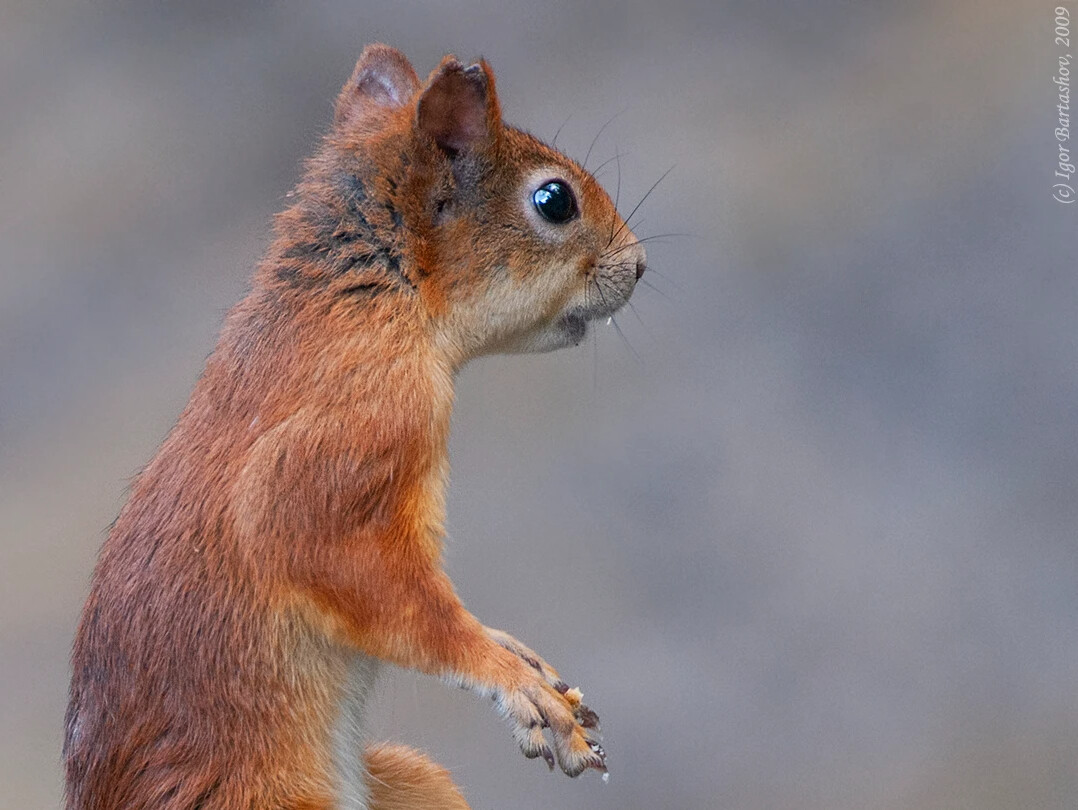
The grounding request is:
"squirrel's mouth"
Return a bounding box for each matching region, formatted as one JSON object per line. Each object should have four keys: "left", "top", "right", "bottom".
{"left": 558, "top": 310, "right": 589, "bottom": 345}
{"left": 557, "top": 271, "right": 637, "bottom": 347}
{"left": 559, "top": 299, "right": 622, "bottom": 345}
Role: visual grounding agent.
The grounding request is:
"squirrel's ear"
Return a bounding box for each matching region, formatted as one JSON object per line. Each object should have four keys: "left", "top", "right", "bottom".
{"left": 335, "top": 44, "right": 420, "bottom": 125}
{"left": 416, "top": 56, "right": 501, "bottom": 155}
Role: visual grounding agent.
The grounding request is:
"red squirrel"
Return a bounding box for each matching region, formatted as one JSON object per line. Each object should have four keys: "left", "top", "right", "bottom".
{"left": 64, "top": 44, "right": 647, "bottom": 810}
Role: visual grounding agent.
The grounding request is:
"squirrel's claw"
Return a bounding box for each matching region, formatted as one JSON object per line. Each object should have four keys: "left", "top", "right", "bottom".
{"left": 575, "top": 702, "right": 601, "bottom": 730}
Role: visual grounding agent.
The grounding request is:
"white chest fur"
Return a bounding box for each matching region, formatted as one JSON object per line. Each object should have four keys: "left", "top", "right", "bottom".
{"left": 331, "top": 653, "right": 382, "bottom": 810}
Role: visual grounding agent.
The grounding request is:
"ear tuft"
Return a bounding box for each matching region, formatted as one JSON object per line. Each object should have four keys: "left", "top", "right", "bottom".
{"left": 416, "top": 56, "right": 500, "bottom": 155}
{"left": 335, "top": 44, "right": 420, "bottom": 125}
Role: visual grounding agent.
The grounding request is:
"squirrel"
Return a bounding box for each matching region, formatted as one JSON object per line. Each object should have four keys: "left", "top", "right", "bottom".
{"left": 64, "top": 44, "right": 647, "bottom": 810}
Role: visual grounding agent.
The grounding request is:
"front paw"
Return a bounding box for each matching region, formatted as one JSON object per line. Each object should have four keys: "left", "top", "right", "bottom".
{"left": 494, "top": 666, "right": 606, "bottom": 777}
{"left": 484, "top": 627, "right": 599, "bottom": 732}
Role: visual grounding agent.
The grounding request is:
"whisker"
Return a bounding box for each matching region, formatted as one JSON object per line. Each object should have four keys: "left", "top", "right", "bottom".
{"left": 583, "top": 108, "right": 627, "bottom": 169}
{"left": 592, "top": 302, "right": 599, "bottom": 390}
{"left": 610, "top": 166, "right": 675, "bottom": 246}
{"left": 580, "top": 280, "right": 597, "bottom": 388}
{"left": 591, "top": 275, "right": 613, "bottom": 311}
{"left": 641, "top": 266, "right": 683, "bottom": 292}
{"left": 625, "top": 299, "right": 659, "bottom": 344}
{"left": 638, "top": 277, "right": 672, "bottom": 301}
{"left": 609, "top": 314, "right": 642, "bottom": 364}
{"left": 633, "top": 231, "right": 695, "bottom": 244}
{"left": 597, "top": 267, "right": 637, "bottom": 278}
{"left": 601, "top": 232, "right": 693, "bottom": 260}
{"left": 592, "top": 274, "right": 642, "bottom": 363}
{"left": 609, "top": 151, "right": 622, "bottom": 245}
{"left": 552, "top": 110, "right": 575, "bottom": 148}
{"left": 591, "top": 150, "right": 627, "bottom": 178}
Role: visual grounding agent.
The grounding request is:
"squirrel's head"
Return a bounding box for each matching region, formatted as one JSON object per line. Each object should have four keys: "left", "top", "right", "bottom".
{"left": 281, "top": 44, "right": 647, "bottom": 365}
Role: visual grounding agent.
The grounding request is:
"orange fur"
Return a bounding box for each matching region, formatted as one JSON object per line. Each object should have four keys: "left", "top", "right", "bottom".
{"left": 65, "top": 44, "right": 644, "bottom": 809}
{"left": 364, "top": 745, "right": 471, "bottom": 810}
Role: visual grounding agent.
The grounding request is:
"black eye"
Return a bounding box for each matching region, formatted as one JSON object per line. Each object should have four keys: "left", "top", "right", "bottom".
{"left": 532, "top": 180, "right": 577, "bottom": 224}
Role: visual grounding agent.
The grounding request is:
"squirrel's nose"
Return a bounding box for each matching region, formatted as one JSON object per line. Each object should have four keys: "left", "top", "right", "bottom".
{"left": 635, "top": 257, "right": 647, "bottom": 280}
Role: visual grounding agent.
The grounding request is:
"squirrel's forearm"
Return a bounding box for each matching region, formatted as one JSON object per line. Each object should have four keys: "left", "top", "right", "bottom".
{"left": 293, "top": 541, "right": 524, "bottom": 692}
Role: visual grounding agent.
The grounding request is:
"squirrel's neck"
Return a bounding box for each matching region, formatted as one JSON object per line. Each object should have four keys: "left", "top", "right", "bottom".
{"left": 260, "top": 149, "right": 418, "bottom": 296}
{"left": 199, "top": 150, "right": 466, "bottom": 451}
{"left": 191, "top": 140, "right": 457, "bottom": 455}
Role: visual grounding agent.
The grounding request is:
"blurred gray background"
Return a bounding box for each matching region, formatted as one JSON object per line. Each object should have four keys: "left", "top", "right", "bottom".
{"left": 2, "top": 0, "right": 1075, "bottom": 808}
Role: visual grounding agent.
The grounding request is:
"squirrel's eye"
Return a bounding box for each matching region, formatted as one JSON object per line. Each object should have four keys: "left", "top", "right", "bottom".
{"left": 532, "top": 180, "right": 577, "bottom": 224}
